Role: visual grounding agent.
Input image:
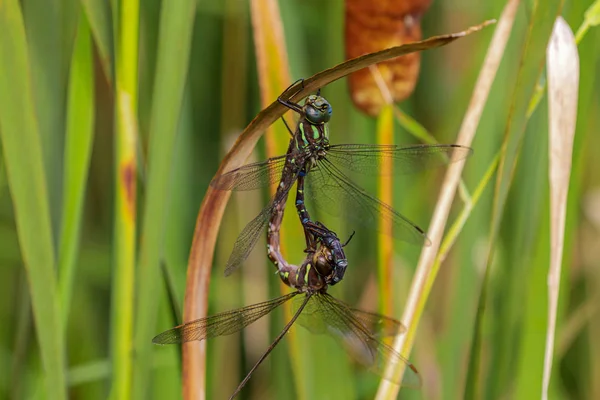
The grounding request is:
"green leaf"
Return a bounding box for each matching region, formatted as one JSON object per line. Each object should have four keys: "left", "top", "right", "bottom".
{"left": 81, "top": 0, "right": 115, "bottom": 81}
{"left": 0, "top": 1, "right": 66, "bottom": 398}
{"left": 59, "top": 11, "right": 96, "bottom": 327}
{"left": 23, "top": 0, "right": 77, "bottom": 239}
{"left": 584, "top": 0, "right": 600, "bottom": 26}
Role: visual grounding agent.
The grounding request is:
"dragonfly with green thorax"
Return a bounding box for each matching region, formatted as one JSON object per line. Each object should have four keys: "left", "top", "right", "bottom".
{"left": 212, "top": 79, "right": 473, "bottom": 276}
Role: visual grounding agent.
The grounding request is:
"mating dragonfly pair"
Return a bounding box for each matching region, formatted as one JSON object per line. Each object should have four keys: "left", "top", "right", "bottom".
{"left": 153, "top": 80, "right": 472, "bottom": 399}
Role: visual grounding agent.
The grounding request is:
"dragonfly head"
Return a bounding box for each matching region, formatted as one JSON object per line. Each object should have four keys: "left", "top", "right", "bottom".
{"left": 304, "top": 94, "right": 332, "bottom": 124}
{"left": 331, "top": 259, "right": 348, "bottom": 284}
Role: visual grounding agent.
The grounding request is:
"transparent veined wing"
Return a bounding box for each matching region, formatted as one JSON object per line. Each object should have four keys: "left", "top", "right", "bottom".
{"left": 223, "top": 170, "right": 299, "bottom": 276}
{"left": 210, "top": 155, "right": 288, "bottom": 191}
{"left": 153, "top": 292, "right": 300, "bottom": 344}
{"left": 224, "top": 201, "right": 275, "bottom": 276}
{"left": 294, "top": 293, "right": 421, "bottom": 389}
{"left": 326, "top": 143, "right": 473, "bottom": 176}
{"left": 306, "top": 159, "right": 431, "bottom": 246}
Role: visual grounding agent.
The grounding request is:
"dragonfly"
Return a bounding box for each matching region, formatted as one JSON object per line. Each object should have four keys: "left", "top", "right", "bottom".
{"left": 212, "top": 80, "right": 473, "bottom": 276}
{"left": 153, "top": 221, "right": 421, "bottom": 399}
{"left": 264, "top": 157, "right": 352, "bottom": 286}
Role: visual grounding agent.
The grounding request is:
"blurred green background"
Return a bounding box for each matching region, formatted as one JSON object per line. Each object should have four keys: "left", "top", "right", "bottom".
{"left": 0, "top": 0, "right": 598, "bottom": 399}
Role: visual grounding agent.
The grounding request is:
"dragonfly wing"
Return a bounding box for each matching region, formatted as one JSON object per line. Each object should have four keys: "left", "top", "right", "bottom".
{"left": 306, "top": 159, "right": 431, "bottom": 246}
{"left": 346, "top": 308, "right": 407, "bottom": 338}
{"left": 327, "top": 144, "right": 473, "bottom": 176}
{"left": 153, "top": 291, "right": 300, "bottom": 344}
{"left": 224, "top": 168, "right": 300, "bottom": 275}
{"left": 292, "top": 291, "right": 406, "bottom": 338}
{"left": 224, "top": 201, "right": 275, "bottom": 276}
{"left": 296, "top": 293, "right": 422, "bottom": 389}
{"left": 210, "top": 155, "right": 288, "bottom": 191}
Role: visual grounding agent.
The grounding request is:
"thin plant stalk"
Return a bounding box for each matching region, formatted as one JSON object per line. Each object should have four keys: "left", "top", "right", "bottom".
{"left": 376, "top": 102, "right": 395, "bottom": 317}
{"left": 369, "top": 66, "right": 396, "bottom": 319}
{"left": 110, "top": 0, "right": 140, "bottom": 397}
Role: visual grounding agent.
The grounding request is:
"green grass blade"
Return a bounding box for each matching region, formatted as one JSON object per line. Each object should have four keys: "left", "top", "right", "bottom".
{"left": 486, "top": 0, "right": 564, "bottom": 243}
{"left": 0, "top": 1, "right": 66, "bottom": 398}
{"left": 58, "top": 12, "right": 96, "bottom": 328}
{"left": 574, "top": 0, "right": 600, "bottom": 42}
{"left": 68, "top": 359, "right": 111, "bottom": 387}
{"left": 131, "top": 1, "right": 197, "bottom": 399}
{"left": 80, "top": 0, "right": 114, "bottom": 81}
{"left": 505, "top": 108, "right": 550, "bottom": 399}
{"left": 23, "top": 0, "right": 76, "bottom": 239}
{"left": 110, "top": 0, "right": 140, "bottom": 397}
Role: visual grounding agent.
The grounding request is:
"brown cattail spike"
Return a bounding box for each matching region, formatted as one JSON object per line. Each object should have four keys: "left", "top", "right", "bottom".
{"left": 345, "top": 0, "right": 432, "bottom": 116}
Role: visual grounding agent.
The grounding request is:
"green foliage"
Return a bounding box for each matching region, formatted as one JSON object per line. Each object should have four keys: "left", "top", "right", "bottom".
{"left": 0, "top": 0, "right": 597, "bottom": 399}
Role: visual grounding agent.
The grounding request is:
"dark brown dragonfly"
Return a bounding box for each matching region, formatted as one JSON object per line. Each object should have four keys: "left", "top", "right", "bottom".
{"left": 212, "top": 80, "right": 473, "bottom": 276}
{"left": 153, "top": 222, "right": 421, "bottom": 399}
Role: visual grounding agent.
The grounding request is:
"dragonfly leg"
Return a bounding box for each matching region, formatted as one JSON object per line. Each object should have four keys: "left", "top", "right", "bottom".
{"left": 342, "top": 231, "right": 356, "bottom": 247}
{"left": 303, "top": 225, "right": 317, "bottom": 253}
{"left": 280, "top": 116, "right": 294, "bottom": 137}
{"left": 282, "top": 78, "right": 304, "bottom": 96}
{"left": 278, "top": 79, "right": 304, "bottom": 114}
{"left": 277, "top": 96, "right": 303, "bottom": 114}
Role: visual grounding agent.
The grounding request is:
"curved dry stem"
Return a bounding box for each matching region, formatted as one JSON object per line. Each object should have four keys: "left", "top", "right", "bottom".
{"left": 373, "top": 4, "right": 518, "bottom": 399}
{"left": 181, "top": 20, "right": 495, "bottom": 399}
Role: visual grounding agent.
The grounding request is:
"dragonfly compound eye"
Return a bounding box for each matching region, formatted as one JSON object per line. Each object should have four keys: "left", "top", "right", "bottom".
{"left": 304, "top": 98, "right": 332, "bottom": 124}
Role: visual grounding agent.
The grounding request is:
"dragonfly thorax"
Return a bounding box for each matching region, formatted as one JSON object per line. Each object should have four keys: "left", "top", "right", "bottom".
{"left": 305, "top": 148, "right": 327, "bottom": 171}
{"left": 296, "top": 120, "right": 331, "bottom": 170}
